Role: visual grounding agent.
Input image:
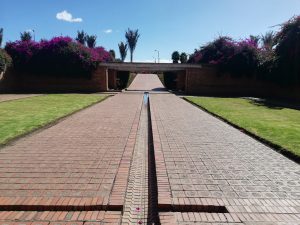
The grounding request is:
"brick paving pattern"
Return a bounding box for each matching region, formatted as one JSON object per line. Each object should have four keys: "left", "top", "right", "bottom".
{"left": 1, "top": 74, "right": 300, "bottom": 224}
{"left": 0, "top": 94, "right": 40, "bottom": 102}
{"left": 126, "top": 73, "right": 166, "bottom": 91}
{"left": 150, "top": 93, "right": 300, "bottom": 224}
{"left": 0, "top": 94, "right": 142, "bottom": 212}
{"left": 0, "top": 211, "right": 122, "bottom": 224}
{"left": 121, "top": 94, "right": 149, "bottom": 225}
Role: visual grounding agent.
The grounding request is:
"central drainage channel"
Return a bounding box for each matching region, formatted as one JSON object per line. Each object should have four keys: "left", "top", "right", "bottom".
{"left": 121, "top": 92, "right": 160, "bottom": 225}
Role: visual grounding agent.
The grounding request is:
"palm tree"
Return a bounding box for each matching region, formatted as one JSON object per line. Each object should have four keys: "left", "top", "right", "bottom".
{"left": 261, "top": 31, "right": 275, "bottom": 50}
{"left": 118, "top": 41, "right": 127, "bottom": 62}
{"left": 125, "top": 28, "right": 140, "bottom": 62}
{"left": 180, "top": 52, "right": 188, "bottom": 63}
{"left": 0, "top": 28, "right": 3, "bottom": 48}
{"left": 172, "top": 51, "right": 180, "bottom": 63}
{"left": 249, "top": 35, "right": 260, "bottom": 46}
{"left": 86, "top": 35, "right": 97, "bottom": 48}
{"left": 20, "top": 31, "right": 32, "bottom": 41}
{"left": 76, "top": 30, "right": 86, "bottom": 45}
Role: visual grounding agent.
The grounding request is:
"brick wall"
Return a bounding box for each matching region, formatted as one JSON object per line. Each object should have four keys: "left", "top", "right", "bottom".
{"left": 185, "top": 66, "right": 300, "bottom": 100}
{"left": 0, "top": 67, "right": 108, "bottom": 93}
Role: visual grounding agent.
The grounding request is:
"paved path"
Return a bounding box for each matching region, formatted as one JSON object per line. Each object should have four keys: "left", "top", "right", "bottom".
{"left": 0, "top": 93, "right": 143, "bottom": 224}
{"left": 126, "top": 73, "right": 166, "bottom": 91}
{"left": 150, "top": 93, "right": 300, "bottom": 224}
{"left": 0, "top": 94, "right": 40, "bottom": 102}
{"left": 0, "top": 74, "right": 300, "bottom": 224}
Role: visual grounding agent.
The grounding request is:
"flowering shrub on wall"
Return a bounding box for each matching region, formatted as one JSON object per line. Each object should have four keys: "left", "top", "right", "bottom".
{"left": 188, "top": 36, "right": 259, "bottom": 77}
{"left": 5, "top": 36, "right": 111, "bottom": 77}
{"left": 273, "top": 16, "right": 300, "bottom": 84}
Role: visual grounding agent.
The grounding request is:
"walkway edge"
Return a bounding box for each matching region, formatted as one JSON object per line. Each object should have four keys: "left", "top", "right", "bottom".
{"left": 183, "top": 97, "right": 300, "bottom": 164}
{"left": 0, "top": 95, "right": 112, "bottom": 150}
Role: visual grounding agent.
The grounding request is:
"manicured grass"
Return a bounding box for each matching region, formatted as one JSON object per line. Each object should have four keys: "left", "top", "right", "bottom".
{"left": 185, "top": 96, "right": 300, "bottom": 157}
{"left": 0, "top": 94, "right": 108, "bottom": 145}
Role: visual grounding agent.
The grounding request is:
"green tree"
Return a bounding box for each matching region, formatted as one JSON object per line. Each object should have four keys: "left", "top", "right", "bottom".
{"left": 180, "top": 52, "right": 188, "bottom": 63}
{"left": 118, "top": 41, "right": 128, "bottom": 62}
{"left": 0, "top": 28, "right": 3, "bottom": 48}
{"left": 261, "top": 31, "right": 275, "bottom": 50}
{"left": 172, "top": 51, "right": 180, "bottom": 63}
{"left": 109, "top": 49, "right": 116, "bottom": 61}
{"left": 20, "top": 31, "right": 32, "bottom": 41}
{"left": 125, "top": 28, "right": 140, "bottom": 62}
{"left": 86, "top": 35, "right": 97, "bottom": 48}
{"left": 76, "top": 30, "right": 86, "bottom": 45}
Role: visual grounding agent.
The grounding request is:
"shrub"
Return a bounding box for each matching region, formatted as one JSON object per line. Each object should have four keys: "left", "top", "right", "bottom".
{"left": 224, "top": 39, "right": 259, "bottom": 77}
{"left": 5, "top": 40, "right": 39, "bottom": 70}
{"left": 189, "top": 36, "right": 259, "bottom": 77}
{"left": 5, "top": 36, "right": 111, "bottom": 77}
{"left": 0, "top": 49, "right": 12, "bottom": 73}
{"left": 273, "top": 16, "right": 300, "bottom": 84}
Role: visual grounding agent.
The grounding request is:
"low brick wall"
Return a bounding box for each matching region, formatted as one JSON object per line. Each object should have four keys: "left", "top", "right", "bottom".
{"left": 184, "top": 66, "right": 300, "bottom": 100}
{"left": 0, "top": 67, "right": 108, "bottom": 93}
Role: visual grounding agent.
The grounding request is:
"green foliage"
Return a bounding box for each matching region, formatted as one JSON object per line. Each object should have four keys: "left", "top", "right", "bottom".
{"left": 76, "top": 30, "right": 86, "bottom": 45}
{"left": 273, "top": 16, "right": 300, "bottom": 84}
{"left": 20, "top": 31, "right": 32, "bottom": 41}
{"left": 125, "top": 28, "right": 140, "bottom": 62}
{"left": 171, "top": 51, "right": 180, "bottom": 63}
{"left": 0, "top": 28, "right": 3, "bottom": 48}
{"left": 0, "top": 49, "right": 12, "bottom": 73}
{"left": 109, "top": 49, "right": 116, "bottom": 60}
{"left": 180, "top": 52, "right": 188, "bottom": 63}
{"left": 261, "top": 31, "right": 275, "bottom": 50}
{"left": 85, "top": 35, "right": 97, "bottom": 48}
{"left": 118, "top": 41, "right": 127, "bottom": 62}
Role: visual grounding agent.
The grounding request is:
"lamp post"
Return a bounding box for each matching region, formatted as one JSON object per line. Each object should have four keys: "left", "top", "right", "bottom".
{"left": 32, "top": 29, "right": 35, "bottom": 41}
{"left": 155, "top": 50, "right": 160, "bottom": 63}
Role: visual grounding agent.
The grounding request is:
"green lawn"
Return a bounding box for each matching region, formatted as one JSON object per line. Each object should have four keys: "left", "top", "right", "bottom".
{"left": 0, "top": 94, "right": 108, "bottom": 145}
{"left": 185, "top": 96, "right": 300, "bottom": 157}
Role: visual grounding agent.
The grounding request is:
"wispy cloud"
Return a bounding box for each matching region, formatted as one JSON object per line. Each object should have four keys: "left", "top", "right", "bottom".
{"left": 56, "top": 10, "right": 82, "bottom": 23}
{"left": 104, "top": 29, "right": 113, "bottom": 34}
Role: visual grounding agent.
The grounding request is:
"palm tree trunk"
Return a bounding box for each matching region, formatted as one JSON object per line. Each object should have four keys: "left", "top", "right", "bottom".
{"left": 130, "top": 52, "right": 133, "bottom": 63}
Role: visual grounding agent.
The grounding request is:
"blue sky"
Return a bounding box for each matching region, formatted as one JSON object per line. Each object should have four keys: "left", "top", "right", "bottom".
{"left": 1, "top": 0, "right": 300, "bottom": 62}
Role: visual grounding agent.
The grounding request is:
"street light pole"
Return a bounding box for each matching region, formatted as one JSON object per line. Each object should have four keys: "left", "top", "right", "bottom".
{"left": 155, "top": 50, "right": 160, "bottom": 63}
{"left": 32, "top": 29, "right": 35, "bottom": 41}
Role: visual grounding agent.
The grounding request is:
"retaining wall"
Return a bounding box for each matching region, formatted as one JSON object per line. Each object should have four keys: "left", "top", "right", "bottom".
{"left": 0, "top": 67, "right": 108, "bottom": 93}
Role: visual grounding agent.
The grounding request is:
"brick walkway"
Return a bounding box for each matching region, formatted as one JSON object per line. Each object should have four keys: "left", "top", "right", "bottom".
{"left": 0, "top": 94, "right": 40, "bottom": 102}
{"left": 126, "top": 73, "right": 166, "bottom": 91}
{"left": 0, "top": 74, "right": 300, "bottom": 224}
{"left": 0, "top": 93, "right": 143, "bottom": 223}
{"left": 150, "top": 93, "right": 300, "bottom": 224}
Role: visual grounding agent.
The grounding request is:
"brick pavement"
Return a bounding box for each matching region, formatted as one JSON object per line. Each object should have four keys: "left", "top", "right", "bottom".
{"left": 0, "top": 93, "right": 143, "bottom": 222}
{"left": 0, "top": 94, "right": 41, "bottom": 102}
{"left": 1, "top": 74, "right": 300, "bottom": 224}
{"left": 126, "top": 73, "right": 166, "bottom": 91}
{"left": 150, "top": 93, "right": 300, "bottom": 224}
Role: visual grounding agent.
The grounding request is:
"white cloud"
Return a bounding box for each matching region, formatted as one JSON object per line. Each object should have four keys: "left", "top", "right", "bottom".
{"left": 56, "top": 10, "right": 82, "bottom": 23}
{"left": 104, "top": 29, "right": 112, "bottom": 34}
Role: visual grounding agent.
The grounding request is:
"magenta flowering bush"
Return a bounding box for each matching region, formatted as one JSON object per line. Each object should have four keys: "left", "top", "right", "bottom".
{"left": 5, "top": 40, "right": 40, "bottom": 69}
{"left": 5, "top": 36, "right": 111, "bottom": 77}
{"left": 188, "top": 36, "right": 259, "bottom": 77}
